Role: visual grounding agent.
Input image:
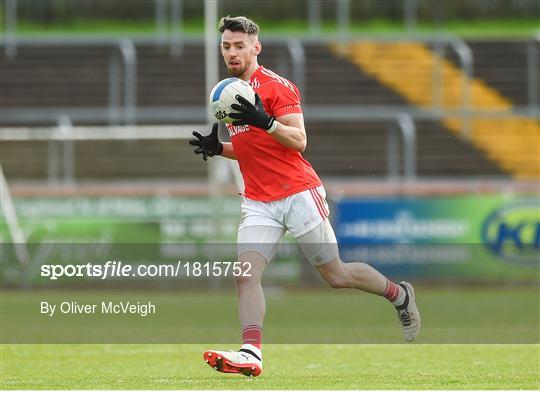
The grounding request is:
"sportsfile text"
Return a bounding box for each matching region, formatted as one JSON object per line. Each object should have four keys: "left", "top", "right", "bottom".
{"left": 40, "top": 261, "right": 253, "bottom": 280}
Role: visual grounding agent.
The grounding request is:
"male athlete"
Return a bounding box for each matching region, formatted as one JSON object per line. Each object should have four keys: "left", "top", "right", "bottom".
{"left": 189, "top": 16, "right": 421, "bottom": 377}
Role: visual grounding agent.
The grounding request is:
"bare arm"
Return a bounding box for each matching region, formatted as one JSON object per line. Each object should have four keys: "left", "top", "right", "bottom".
{"left": 269, "top": 112, "right": 307, "bottom": 152}
{"left": 220, "top": 142, "right": 237, "bottom": 160}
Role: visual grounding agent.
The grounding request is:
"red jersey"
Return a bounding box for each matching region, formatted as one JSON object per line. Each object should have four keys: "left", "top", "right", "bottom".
{"left": 226, "top": 65, "right": 322, "bottom": 202}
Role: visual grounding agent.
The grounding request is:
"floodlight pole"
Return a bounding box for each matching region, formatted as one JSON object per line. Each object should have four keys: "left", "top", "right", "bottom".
{"left": 205, "top": 0, "right": 224, "bottom": 241}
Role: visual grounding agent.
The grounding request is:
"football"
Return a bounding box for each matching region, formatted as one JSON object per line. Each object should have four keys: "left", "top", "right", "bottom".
{"left": 209, "top": 77, "right": 256, "bottom": 123}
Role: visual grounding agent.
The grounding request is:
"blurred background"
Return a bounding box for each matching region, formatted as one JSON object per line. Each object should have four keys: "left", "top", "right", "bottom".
{"left": 0, "top": 0, "right": 538, "bottom": 344}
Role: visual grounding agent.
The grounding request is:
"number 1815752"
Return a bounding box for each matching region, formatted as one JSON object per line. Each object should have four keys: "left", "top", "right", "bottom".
{"left": 182, "top": 261, "right": 252, "bottom": 277}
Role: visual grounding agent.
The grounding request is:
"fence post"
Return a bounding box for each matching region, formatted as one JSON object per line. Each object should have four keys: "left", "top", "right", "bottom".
{"left": 404, "top": 0, "right": 417, "bottom": 32}
{"left": 337, "top": 0, "right": 350, "bottom": 38}
{"left": 58, "top": 116, "right": 74, "bottom": 185}
{"left": 119, "top": 40, "right": 137, "bottom": 125}
{"left": 449, "top": 39, "right": 473, "bottom": 138}
{"left": 170, "top": 0, "right": 183, "bottom": 57}
{"left": 5, "top": 0, "right": 17, "bottom": 59}
{"left": 48, "top": 140, "right": 60, "bottom": 184}
{"left": 308, "top": 0, "right": 321, "bottom": 35}
{"left": 432, "top": 38, "right": 445, "bottom": 111}
{"left": 397, "top": 113, "right": 417, "bottom": 180}
{"left": 287, "top": 40, "right": 305, "bottom": 104}
{"left": 155, "top": 0, "right": 168, "bottom": 36}
{"left": 387, "top": 125, "right": 399, "bottom": 180}
{"left": 108, "top": 49, "right": 121, "bottom": 125}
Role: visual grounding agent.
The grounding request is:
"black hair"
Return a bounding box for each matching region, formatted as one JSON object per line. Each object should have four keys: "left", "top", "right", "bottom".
{"left": 218, "top": 15, "right": 259, "bottom": 35}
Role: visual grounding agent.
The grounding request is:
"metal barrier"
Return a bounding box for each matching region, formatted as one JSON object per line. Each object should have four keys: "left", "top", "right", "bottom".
{"left": 51, "top": 115, "right": 74, "bottom": 185}
{"left": 447, "top": 38, "right": 473, "bottom": 138}
{"left": 1, "top": 35, "right": 537, "bottom": 135}
{"left": 2, "top": 105, "right": 530, "bottom": 125}
{"left": 287, "top": 39, "right": 306, "bottom": 101}
{"left": 1, "top": 122, "right": 203, "bottom": 183}
{"left": 120, "top": 40, "right": 137, "bottom": 125}
{"left": 387, "top": 114, "right": 417, "bottom": 180}
{"left": 1, "top": 114, "right": 417, "bottom": 181}
{"left": 0, "top": 34, "right": 474, "bottom": 124}
{"left": 108, "top": 40, "right": 138, "bottom": 125}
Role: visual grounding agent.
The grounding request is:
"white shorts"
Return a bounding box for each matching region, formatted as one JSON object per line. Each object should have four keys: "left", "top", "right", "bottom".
{"left": 237, "top": 186, "right": 339, "bottom": 266}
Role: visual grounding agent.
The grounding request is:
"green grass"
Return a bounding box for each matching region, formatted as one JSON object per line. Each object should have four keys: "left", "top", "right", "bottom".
{"left": 1, "top": 344, "right": 538, "bottom": 389}
{"left": 9, "top": 18, "right": 540, "bottom": 38}
{"left": 2, "top": 288, "right": 538, "bottom": 344}
{"left": 1, "top": 288, "right": 538, "bottom": 388}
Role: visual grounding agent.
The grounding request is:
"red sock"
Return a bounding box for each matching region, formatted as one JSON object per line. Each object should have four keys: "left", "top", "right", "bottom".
{"left": 383, "top": 280, "right": 401, "bottom": 302}
{"left": 242, "top": 325, "right": 262, "bottom": 349}
{"left": 383, "top": 279, "right": 406, "bottom": 306}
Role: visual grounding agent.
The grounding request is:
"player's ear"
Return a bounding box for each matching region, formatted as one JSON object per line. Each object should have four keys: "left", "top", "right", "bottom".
{"left": 254, "top": 40, "right": 262, "bottom": 56}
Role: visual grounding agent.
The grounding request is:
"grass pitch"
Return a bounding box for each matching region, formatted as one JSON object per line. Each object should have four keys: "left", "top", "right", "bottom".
{"left": 2, "top": 288, "right": 538, "bottom": 344}
{"left": 1, "top": 287, "right": 538, "bottom": 389}
{"left": 1, "top": 344, "right": 538, "bottom": 389}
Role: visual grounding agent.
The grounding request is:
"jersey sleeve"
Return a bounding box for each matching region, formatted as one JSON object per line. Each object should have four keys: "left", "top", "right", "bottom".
{"left": 265, "top": 81, "right": 303, "bottom": 118}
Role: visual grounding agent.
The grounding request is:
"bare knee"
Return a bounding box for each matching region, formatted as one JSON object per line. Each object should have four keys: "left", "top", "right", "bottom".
{"left": 234, "top": 252, "right": 266, "bottom": 290}
{"left": 233, "top": 263, "right": 263, "bottom": 293}
{"left": 234, "top": 273, "right": 260, "bottom": 290}
{"left": 318, "top": 258, "right": 352, "bottom": 289}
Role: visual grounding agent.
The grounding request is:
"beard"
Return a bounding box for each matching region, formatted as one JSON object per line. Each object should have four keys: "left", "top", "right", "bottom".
{"left": 227, "top": 62, "right": 248, "bottom": 78}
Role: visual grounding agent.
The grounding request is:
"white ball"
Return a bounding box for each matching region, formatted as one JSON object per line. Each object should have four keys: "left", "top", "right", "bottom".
{"left": 209, "top": 78, "right": 256, "bottom": 123}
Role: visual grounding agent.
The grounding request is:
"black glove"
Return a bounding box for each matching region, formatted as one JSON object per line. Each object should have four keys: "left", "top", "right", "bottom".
{"left": 189, "top": 123, "right": 223, "bottom": 161}
{"left": 229, "top": 94, "right": 277, "bottom": 132}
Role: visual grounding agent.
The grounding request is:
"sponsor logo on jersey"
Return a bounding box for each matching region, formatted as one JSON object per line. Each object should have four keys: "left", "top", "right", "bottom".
{"left": 250, "top": 78, "right": 260, "bottom": 89}
{"left": 282, "top": 104, "right": 301, "bottom": 110}
{"left": 226, "top": 123, "right": 250, "bottom": 137}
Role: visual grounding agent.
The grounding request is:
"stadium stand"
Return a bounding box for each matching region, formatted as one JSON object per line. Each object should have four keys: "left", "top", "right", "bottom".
{"left": 466, "top": 39, "right": 532, "bottom": 107}
{"left": 2, "top": 40, "right": 534, "bottom": 180}
{"left": 0, "top": 46, "right": 110, "bottom": 108}
{"left": 335, "top": 41, "right": 539, "bottom": 179}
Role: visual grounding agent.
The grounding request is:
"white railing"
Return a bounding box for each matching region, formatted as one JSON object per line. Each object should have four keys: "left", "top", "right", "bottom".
{"left": 1, "top": 114, "right": 418, "bottom": 182}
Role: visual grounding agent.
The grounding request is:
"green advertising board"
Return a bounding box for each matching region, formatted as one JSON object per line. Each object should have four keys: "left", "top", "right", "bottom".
{"left": 1, "top": 193, "right": 539, "bottom": 283}
{"left": 335, "top": 194, "right": 540, "bottom": 282}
